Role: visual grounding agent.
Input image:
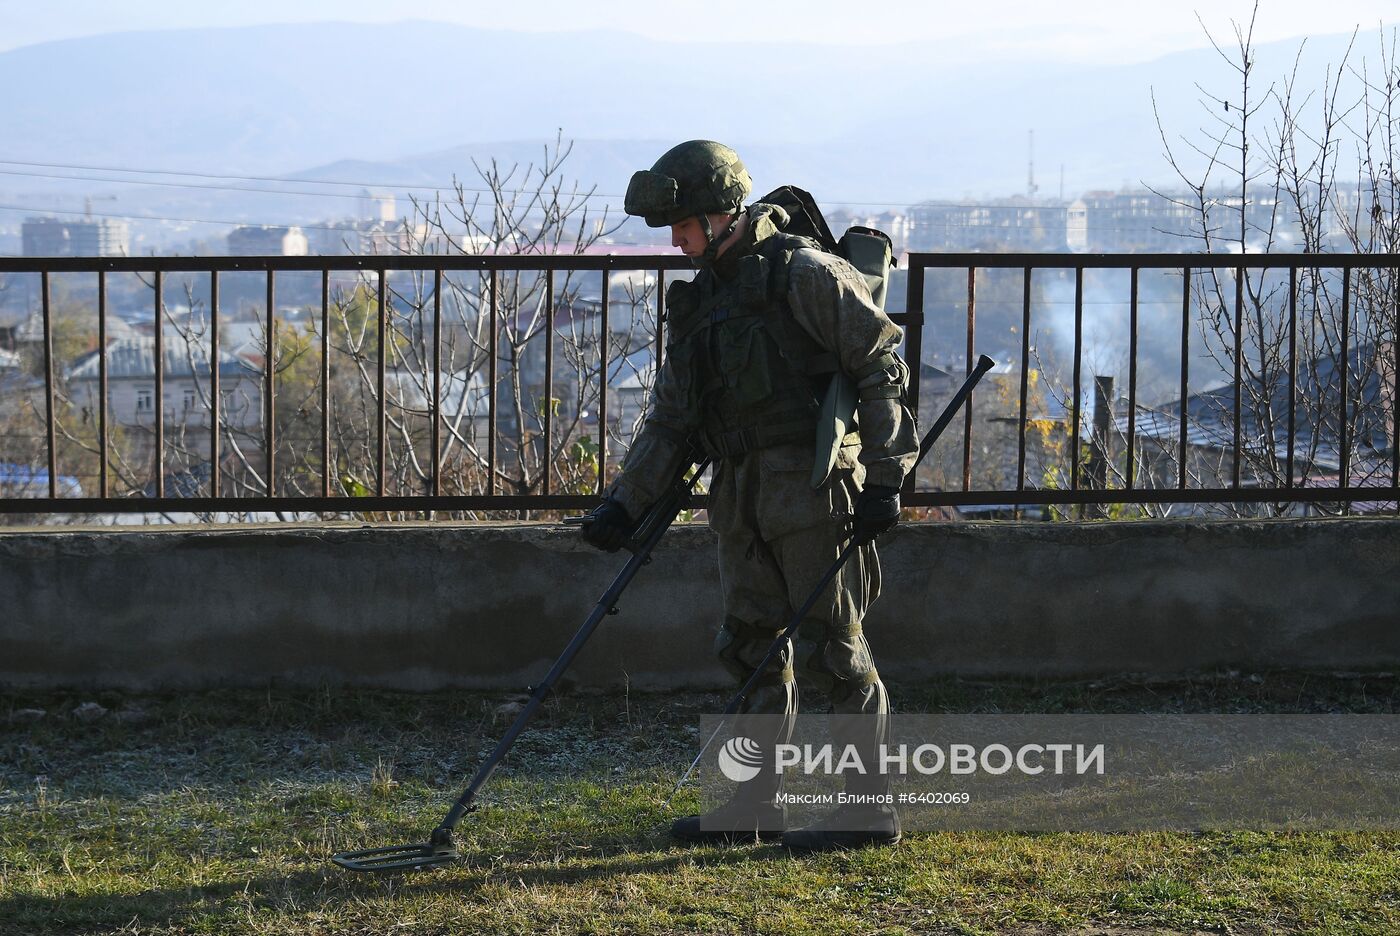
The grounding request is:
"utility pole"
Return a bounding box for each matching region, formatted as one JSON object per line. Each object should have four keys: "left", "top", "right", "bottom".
{"left": 1027, "top": 130, "right": 1038, "bottom": 199}
{"left": 1088, "top": 375, "right": 1115, "bottom": 518}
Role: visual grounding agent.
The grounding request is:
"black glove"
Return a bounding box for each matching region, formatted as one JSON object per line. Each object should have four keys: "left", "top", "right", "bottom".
{"left": 580, "top": 497, "right": 633, "bottom": 552}
{"left": 852, "top": 484, "right": 900, "bottom": 545}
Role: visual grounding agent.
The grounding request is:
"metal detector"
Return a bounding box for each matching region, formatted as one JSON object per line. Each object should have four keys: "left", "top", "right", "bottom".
{"left": 333, "top": 353, "right": 994, "bottom": 872}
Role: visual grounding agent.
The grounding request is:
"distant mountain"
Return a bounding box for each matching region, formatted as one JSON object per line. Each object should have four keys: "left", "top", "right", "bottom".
{"left": 1, "top": 21, "right": 917, "bottom": 177}
{"left": 0, "top": 21, "right": 1378, "bottom": 210}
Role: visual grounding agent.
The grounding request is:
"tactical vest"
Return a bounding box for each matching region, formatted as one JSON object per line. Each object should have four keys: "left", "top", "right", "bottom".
{"left": 663, "top": 232, "right": 837, "bottom": 460}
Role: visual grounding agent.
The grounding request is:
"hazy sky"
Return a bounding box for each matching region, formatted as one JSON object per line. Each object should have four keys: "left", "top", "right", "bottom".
{"left": 1, "top": 0, "right": 1394, "bottom": 62}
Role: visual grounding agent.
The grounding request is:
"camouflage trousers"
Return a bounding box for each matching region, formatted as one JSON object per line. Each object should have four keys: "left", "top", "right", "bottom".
{"left": 707, "top": 443, "right": 890, "bottom": 798}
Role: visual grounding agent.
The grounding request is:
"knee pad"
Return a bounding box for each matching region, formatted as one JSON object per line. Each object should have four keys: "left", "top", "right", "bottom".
{"left": 795, "top": 623, "right": 880, "bottom": 706}
{"left": 715, "top": 616, "right": 793, "bottom": 688}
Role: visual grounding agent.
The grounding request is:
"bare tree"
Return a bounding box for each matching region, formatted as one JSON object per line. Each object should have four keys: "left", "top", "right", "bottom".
{"left": 371, "top": 132, "right": 661, "bottom": 516}
{"left": 180, "top": 132, "right": 662, "bottom": 519}
{"left": 1149, "top": 4, "right": 1398, "bottom": 516}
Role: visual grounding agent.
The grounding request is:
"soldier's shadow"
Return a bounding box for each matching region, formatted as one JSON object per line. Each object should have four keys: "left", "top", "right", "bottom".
{"left": 0, "top": 841, "right": 791, "bottom": 932}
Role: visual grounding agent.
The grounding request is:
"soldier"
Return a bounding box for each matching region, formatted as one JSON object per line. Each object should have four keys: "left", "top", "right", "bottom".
{"left": 580, "top": 141, "right": 918, "bottom": 850}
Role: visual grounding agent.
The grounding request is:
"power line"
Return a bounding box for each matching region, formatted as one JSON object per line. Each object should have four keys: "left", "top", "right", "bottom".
{"left": 0, "top": 155, "right": 1166, "bottom": 210}
{"left": 0, "top": 157, "right": 487, "bottom": 193}
{"left": 2, "top": 156, "right": 1297, "bottom": 221}
{"left": 0, "top": 164, "right": 617, "bottom": 204}
{"left": 0, "top": 167, "right": 419, "bottom": 201}
{"left": 6, "top": 154, "right": 1361, "bottom": 218}
{"left": 0, "top": 157, "right": 630, "bottom": 204}
{"left": 0, "top": 202, "right": 404, "bottom": 234}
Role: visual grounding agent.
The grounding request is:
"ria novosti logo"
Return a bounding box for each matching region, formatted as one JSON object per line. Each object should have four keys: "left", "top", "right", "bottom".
{"left": 714, "top": 736, "right": 1106, "bottom": 780}
{"left": 717, "top": 736, "right": 765, "bottom": 782}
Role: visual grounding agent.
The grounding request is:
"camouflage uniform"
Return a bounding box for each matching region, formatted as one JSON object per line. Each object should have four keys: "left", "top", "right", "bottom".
{"left": 605, "top": 203, "right": 918, "bottom": 781}
{"left": 587, "top": 140, "right": 917, "bottom": 846}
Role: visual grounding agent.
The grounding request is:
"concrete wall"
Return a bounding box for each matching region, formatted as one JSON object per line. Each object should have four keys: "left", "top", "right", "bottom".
{"left": 2, "top": 518, "right": 1397, "bottom": 690}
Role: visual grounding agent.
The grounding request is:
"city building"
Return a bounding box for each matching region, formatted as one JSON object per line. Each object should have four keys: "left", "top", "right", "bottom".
{"left": 21, "top": 218, "right": 69, "bottom": 255}
{"left": 1066, "top": 191, "right": 1199, "bottom": 252}
{"left": 1065, "top": 189, "right": 1298, "bottom": 253}
{"left": 908, "top": 199, "right": 1069, "bottom": 252}
{"left": 226, "top": 225, "right": 309, "bottom": 256}
{"left": 358, "top": 190, "right": 397, "bottom": 222}
{"left": 21, "top": 217, "right": 130, "bottom": 257}
{"left": 66, "top": 335, "right": 263, "bottom": 435}
{"left": 309, "top": 219, "right": 428, "bottom": 255}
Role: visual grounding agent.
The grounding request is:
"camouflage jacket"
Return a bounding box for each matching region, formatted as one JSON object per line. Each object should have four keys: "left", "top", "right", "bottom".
{"left": 605, "top": 204, "right": 918, "bottom": 517}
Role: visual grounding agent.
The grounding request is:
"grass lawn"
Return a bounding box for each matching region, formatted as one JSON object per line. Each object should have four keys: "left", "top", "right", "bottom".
{"left": 1, "top": 672, "right": 1397, "bottom": 935}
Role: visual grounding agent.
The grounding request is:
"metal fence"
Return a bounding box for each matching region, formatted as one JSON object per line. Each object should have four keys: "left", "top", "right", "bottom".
{"left": 0, "top": 252, "right": 1396, "bottom": 518}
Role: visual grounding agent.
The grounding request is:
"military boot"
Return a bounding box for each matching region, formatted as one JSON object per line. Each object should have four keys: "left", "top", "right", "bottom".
{"left": 669, "top": 796, "right": 787, "bottom": 844}
{"left": 780, "top": 802, "right": 901, "bottom": 852}
{"left": 671, "top": 722, "right": 789, "bottom": 845}
{"left": 784, "top": 701, "right": 899, "bottom": 852}
{"left": 674, "top": 620, "right": 796, "bottom": 845}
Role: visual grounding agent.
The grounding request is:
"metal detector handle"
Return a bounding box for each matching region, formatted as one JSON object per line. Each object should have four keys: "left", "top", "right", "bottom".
{"left": 565, "top": 457, "right": 709, "bottom": 554}
{"left": 623, "top": 461, "right": 708, "bottom": 551}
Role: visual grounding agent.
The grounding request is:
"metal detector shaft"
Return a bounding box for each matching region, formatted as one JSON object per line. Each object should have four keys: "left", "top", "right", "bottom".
{"left": 919, "top": 355, "right": 997, "bottom": 464}
{"left": 334, "top": 457, "right": 707, "bottom": 871}
{"left": 435, "top": 457, "right": 709, "bottom": 834}
{"left": 670, "top": 355, "right": 996, "bottom": 799}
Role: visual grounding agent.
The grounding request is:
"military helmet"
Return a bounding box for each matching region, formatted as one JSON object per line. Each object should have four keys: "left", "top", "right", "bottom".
{"left": 624, "top": 140, "right": 752, "bottom": 227}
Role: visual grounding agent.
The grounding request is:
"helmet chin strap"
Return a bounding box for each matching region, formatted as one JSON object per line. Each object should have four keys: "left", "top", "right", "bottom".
{"left": 693, "top": 213, "right": 741, "bottom": 269}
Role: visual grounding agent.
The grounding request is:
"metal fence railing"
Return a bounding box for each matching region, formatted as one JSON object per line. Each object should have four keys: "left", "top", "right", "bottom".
{"left": 0, "top": 252, "right": 1396, "bottom": 518}
{"left": 903, "top": 253, "right": 1398, "bottom": 515}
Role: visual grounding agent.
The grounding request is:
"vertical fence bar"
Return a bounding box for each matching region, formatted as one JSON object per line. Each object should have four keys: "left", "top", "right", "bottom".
{"left": 487, "top": 268, "right": 498, "bottom": 496}
{"left": 376, "top": 268, "right": 387, "bottom": 497}
{"left": 1015, "top": 266, "right": 1031, "bottom": 501}
{"left": 904, "top": 261, "right": 926, "bottom": 421}
{"left": 543, "top": 271, "right": 554, "bottom": 496}
{"left": 1392, "top": 264, "right": 1399, "bottom": 500}
{"left": 1070, "top": 266, "right": 1083, "bottom": 492}
{"left": 210, "top": 271, "right": 220, "bottom": 499}
{"left": 265, "top": 270, "right": 276, "bottom": 496}
{"left": 1126, "top": 267, "right": 1139, "bottom": 490}
{"left": 153, "top": 269, "right": 164, "bottom": 498}
{"left": 40, "top": 272, "right": 56, "bottom": 498}
{"left": 319, "top": 269, "right": 329, "bottom": 499}
{"left": 98, "top": 271, "right": 109, "bottom": 499}
{"left": 1339, "top": 266, "right": 1351, "bottom": 493}
{"left": 1286, "top": 266, "right": 1297, "bottom": 487}
{"left": 656, "top": 268, "right": 666, "bottom": 368}
{"left": 432, "top": 268, "right": 442, "bottom": 500}
{"left": 963, "top": 267, "right": 975, "bottom": 491}
{"left": 1178, "top": 267, "right": 1191, "bottom": 490}
{"left": 1232, "top": 266, "right": 1243, "bottom": 489}
{"left": 597, "top": 267, "right": 610, "bottom": 496}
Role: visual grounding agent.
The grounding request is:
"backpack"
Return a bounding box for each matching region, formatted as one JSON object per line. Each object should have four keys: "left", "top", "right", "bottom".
{"left": 755, "top": 185, "right": 897, "bottom": 310}
{"left": 751, "top": 186, "right": 901, "bottom": 487}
